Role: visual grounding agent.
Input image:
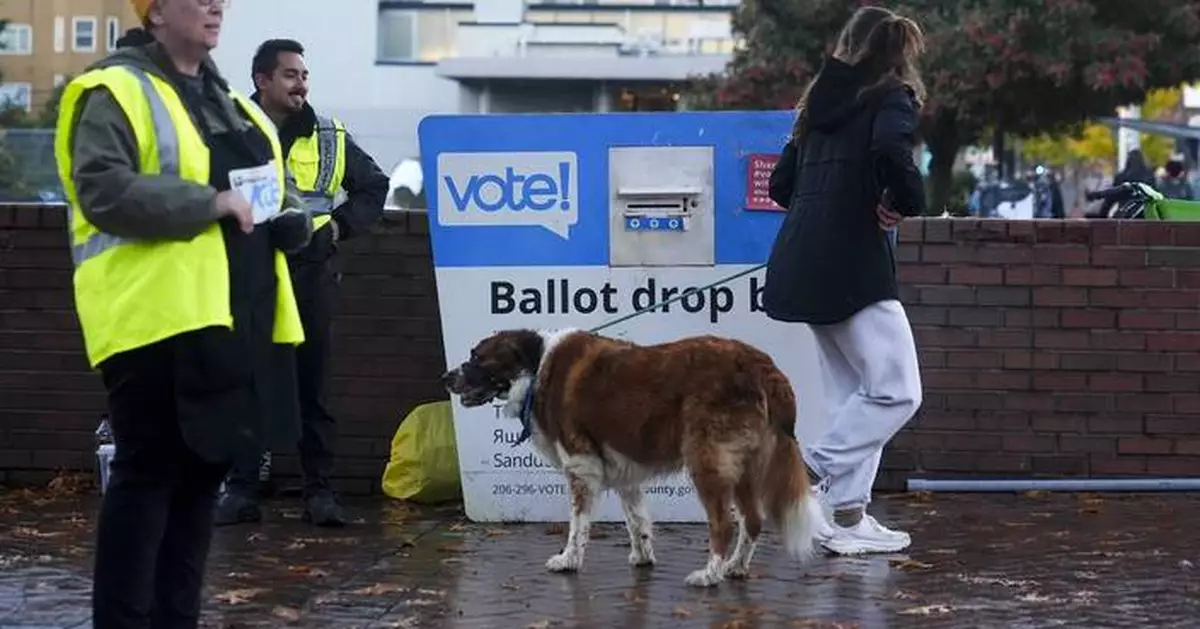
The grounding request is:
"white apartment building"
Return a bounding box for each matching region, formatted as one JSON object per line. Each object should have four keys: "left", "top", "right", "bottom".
{"left": 211, "top": 0, "right": 738, "bottom": 205}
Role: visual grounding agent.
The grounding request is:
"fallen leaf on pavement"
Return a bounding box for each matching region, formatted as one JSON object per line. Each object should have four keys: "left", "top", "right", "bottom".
{"left": 527, "top": 621, "right": 552, "bottom": 629}
{"left": 672, "top": 605, "right": 692, "bottom": 619}
{"left": 898, "top": 604, "right": 953, "bottom": 616}
{"left": 1022, "top": 490, "right": 1049, "bottom": 500}
{"left": 287, "top": 565, "right": 329, "bottom": 578}
{"left": 353, "top": 583, "right": 409, "bottom": 596}
{"left": 906, "top": 490, "right": 934, "bottom": 503}
{"left": 500, "top": 578, "right": 520, "bottom": 591}
{"left": 46, "top": 472, "right": 91, "bottom": 497}
{"left": 484, "top": 528, "right": 511, "bottom": 537}
{"left": 213, "top": 588, "right": 267, "bottom": 605}
{"left": 12, "top": 527, "right": 65, "bottom": 539}
{"left": 271, "top": 606, "right": 301, "bottom": 621}
{"left": 448, "top": 523, "right": 468, "bottom": 532}
{"left": 888, "top": 558, "right": 934, "bottom": 572}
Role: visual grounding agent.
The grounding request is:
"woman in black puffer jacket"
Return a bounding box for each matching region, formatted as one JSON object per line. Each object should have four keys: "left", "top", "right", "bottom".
{"left": 763, "top": 5, "right": 928, "bottom": 558}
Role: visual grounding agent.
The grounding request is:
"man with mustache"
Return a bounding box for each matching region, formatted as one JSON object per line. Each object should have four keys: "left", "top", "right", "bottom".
{"left": 214, "top": 38, "right": 389, "bottom": 528}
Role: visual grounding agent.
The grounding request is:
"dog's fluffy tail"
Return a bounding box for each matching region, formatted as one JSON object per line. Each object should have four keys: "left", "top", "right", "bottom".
{"left": 763, "top": 435, "right": 821, "bottom": 561}
{"left": 760, "top": 368, "right": 820, "bottom": 561}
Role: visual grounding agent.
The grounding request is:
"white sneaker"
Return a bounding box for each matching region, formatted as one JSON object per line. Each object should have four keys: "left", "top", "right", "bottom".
{"left": 821, "top": 513, "right": 911, "bottom": 555}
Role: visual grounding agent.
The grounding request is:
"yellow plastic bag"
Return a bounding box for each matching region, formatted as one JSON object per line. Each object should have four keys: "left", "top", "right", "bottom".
{"left": 381, "top": 400, "right": 462, "bottom": 503}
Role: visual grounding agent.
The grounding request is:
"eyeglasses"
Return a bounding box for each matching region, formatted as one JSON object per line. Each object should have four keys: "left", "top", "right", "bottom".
{"left": 196, "top": 0, "right": 231, "bottom": 8}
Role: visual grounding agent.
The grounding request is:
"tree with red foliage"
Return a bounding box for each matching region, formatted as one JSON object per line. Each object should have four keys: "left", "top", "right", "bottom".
{"left": 687, "top": 0, "right": 1200, "bottom": 213}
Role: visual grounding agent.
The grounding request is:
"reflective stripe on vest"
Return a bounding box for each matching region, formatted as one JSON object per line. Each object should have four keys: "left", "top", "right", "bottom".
{"left": 311, "top": 116, "right": 340, "bottom": 209}
{"left": 291, "top": 115, "right": 343, "bottom": 218}
{"left": 70, "top": 67, "right": 180, "bottom": 267}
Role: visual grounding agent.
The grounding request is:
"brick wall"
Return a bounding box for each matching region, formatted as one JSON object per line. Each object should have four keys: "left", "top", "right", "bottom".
{"left": 2, "top": 206, "right": 1198, "bottom": 493}
{"left": 880, "top": 218, "right": 1200, "bottom": 487}
{"left": 0, "top": 205, "right": 446, "bottom": 494}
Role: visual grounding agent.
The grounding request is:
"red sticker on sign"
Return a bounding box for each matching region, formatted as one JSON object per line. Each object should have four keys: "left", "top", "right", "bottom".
{"left": 745, "top": 153, "right": 784, "bottom": 211}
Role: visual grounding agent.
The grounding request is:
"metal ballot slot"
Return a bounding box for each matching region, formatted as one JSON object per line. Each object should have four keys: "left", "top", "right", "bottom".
{"left": 609, "top": 145, "right": 715, "bottom": 267}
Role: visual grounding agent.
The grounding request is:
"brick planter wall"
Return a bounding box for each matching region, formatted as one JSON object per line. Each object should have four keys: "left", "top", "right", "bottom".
{"left": 882, "top": 218, "right": 1200, "bottom": 488}
{"left": 2, "top": 205, "right": 1198, "bottom": 493}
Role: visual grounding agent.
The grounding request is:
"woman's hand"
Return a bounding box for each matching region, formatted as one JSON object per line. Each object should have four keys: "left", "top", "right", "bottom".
{"left": 877, "top": 203, "right": 903, "bottom": 230}
{"left": 214, "top": 190, "right": 254, "bottom": 234}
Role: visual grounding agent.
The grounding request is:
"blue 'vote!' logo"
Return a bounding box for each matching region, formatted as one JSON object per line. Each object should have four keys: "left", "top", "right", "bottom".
{"left": 437, "top": 151, "right": 579, "bottom": 239}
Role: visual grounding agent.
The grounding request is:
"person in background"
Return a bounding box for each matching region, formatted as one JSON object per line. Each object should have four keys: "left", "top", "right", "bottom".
{"left": 1158, "top": 153, "right": 1195, "bottom": 200}
{"left": 763, "top": 5, "right": 927, "bottom": 556}
{"left": 214, "top": 38, "right": 389, "bottom": 528}
{"left": 1089, "top": 149, "right": 1158, "bottom": 217}
{"left": 967, "top": 165, "right": 1001, "bottom": 218}
{"left": 1115, "top": 149, "right": 1156, "bottom": 188}
{"left": 55, "top": 0, "right": 313, "bottom": 626}
{"left": 1029, "top": 165, "right": 1065, "bottom": 219}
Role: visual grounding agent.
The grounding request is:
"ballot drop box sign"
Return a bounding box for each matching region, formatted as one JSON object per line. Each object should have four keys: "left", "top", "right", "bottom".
{"left": 420, "top": 111, "right": 827, "bottom": 523}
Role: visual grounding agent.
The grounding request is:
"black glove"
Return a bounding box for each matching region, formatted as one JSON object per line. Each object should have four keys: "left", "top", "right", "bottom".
{"left": 267, "top": 207, "right": 312, "bottom": 254}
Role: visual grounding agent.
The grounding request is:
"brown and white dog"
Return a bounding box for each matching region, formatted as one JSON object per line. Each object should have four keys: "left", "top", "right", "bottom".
{"left": 441, "top": 327, "right": 822, "bottom": 587}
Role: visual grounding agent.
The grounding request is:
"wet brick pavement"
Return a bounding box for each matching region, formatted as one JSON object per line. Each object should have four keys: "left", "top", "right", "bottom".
{"left": 1, "top": 480, "right": 1198, "bottom": 629}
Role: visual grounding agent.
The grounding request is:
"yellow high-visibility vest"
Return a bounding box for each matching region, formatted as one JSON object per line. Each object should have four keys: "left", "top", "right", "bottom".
{"left": 287, "top": 114, "right": 346, "bottom": 231}
{"left": 54, "top": 64, "right": 306, "bottom": 369}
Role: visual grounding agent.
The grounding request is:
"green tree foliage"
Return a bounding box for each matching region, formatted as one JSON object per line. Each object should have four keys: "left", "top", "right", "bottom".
{"left": 686, "top": 0, "right": 1200, "bottom": 213}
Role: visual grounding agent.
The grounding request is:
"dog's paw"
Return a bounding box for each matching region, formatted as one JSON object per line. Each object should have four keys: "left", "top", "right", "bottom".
{"left": 684, "top": 567, "right": 723, "bottom": 588}
{"left": 628, "top": 548, "right": 656, "bottom": 568}
{"left": 724, "top": 563, "right": 750, "bottom": 580}
{"left": 545, "top": 552, "right": 582, "bottom": 573}
{"left": 722, "top": 554, "right": 752, "bottom": 579}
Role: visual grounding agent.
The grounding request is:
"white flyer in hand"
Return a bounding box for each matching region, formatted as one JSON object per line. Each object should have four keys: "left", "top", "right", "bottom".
{"left": 228, "top": 161, "right": 281, "bottom": 225}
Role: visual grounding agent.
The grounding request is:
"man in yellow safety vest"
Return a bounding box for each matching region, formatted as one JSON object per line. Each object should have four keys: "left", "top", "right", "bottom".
{"left": 214, "top": 38, "right": 389, "bottom": 528}
{"left": 56, "top": 0, "right": 315, "bottom": 625}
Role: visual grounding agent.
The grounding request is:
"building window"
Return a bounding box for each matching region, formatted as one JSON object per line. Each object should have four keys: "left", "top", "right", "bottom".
{"left": 0, "top": 83, "right": 33, "bottom": 111}
{"left": 0, "top": 23, "right": 33, "bottom": 55}
{"left": 55, "top": 17, "right": 65, "bottom": 52}
{"left": 106, "top": 17, "right": 120, "bottom": 52}
{"left": 73, "top": 17, "right": 97, "bottom": 52}
{"left": 377, "top": 10, "right": 417, "bottom": 62}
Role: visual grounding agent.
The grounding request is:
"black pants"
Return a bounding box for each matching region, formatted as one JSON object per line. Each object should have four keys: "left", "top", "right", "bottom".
{"left": 227, "top": 227, "right": 338, "bottom": 497}
{"left": 92, "top": 340, "right": 230, "bottom": 629}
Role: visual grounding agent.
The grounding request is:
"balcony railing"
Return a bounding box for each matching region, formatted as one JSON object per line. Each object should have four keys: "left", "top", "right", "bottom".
{"left": 454, "top": 20, "right": 731, "bottom": 58}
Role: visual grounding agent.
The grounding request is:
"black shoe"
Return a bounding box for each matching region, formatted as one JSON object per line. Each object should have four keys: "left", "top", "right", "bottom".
{"left": 213, "top": 490, "right": 262, "bottom": 527}
{"left": 303, "top": 491, "right": 346, "bottom": 528}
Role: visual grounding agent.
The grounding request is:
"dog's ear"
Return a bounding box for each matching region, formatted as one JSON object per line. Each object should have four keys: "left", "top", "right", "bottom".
{"left": 513, "top": 330, "right": 545, "bottom": 370}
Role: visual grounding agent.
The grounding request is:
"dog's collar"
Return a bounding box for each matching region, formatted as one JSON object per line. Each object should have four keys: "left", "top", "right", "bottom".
{"left": 513, "top": 379, "right": 535, "bottom": 448}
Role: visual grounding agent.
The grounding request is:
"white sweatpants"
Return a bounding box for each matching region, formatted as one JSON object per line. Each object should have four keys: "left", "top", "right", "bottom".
{"left": 802, "top": 299, "right": 923, "bottom": 511}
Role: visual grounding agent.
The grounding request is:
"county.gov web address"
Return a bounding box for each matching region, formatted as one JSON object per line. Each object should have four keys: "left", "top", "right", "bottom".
{"left": 490, "top": 483, "right": 695, "bottom": 498}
